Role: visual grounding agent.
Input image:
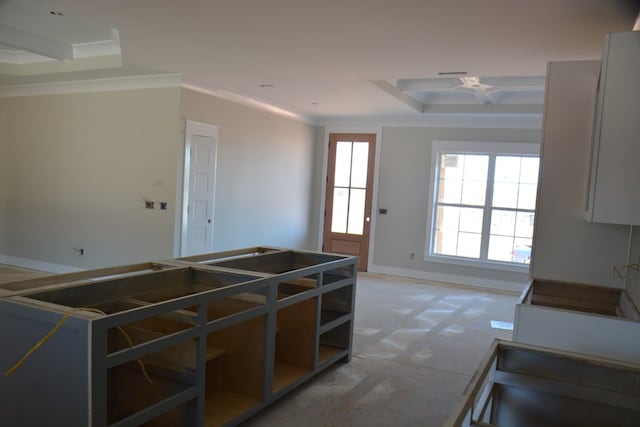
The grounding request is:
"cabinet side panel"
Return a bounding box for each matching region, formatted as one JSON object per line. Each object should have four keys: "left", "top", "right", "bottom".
{"left": 592, "top": 32, "right": 640, "bottom": 224}
{"left": 513, "top": 304, "right": 640, "bottom": 364}
{"left": 532, "top": 60, "right": 628, "bottom": 287}
{"left": 0, "top": 303, "right": 89, "bottom": 426}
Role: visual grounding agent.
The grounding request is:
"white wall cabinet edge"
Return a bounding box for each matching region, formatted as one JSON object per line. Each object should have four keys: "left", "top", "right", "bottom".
{"left": 586, "top": 31, "right": 640, "bottom": 225}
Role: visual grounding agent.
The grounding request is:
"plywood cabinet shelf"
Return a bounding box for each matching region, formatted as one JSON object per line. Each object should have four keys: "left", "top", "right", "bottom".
{"left": 0, "top": 247, "right": 357, "bottom": 427}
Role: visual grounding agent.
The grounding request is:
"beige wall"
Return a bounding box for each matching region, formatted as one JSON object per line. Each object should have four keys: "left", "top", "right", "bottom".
{"left": 4, "top": 88, "right": 182, "bottom": 269}
{"left": 373, "top": 126, "right": 541, "bottom": 288}
{"left": 180, "top": 88, "right": 320, "bottom": 251}
{"left": 0, "top": 101, "right": 7, "bottom": 253}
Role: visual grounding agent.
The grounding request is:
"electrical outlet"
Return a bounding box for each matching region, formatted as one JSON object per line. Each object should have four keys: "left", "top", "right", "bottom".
{"left": 145, "top": 201, "right": 154, "bottom": 209}
{"left": 409, "top": 253, "right": 415, "bottom": 260}
{"left": 159, "top": 202, "right": 168, "bottom": 210}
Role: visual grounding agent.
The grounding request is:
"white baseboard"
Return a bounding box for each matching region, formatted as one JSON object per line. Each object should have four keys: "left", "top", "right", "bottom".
{"left": 0, "top": 254, "right": 85, "bottom": 274}
{"left": 368, "top": 264, "right": 526, "bottom": 294}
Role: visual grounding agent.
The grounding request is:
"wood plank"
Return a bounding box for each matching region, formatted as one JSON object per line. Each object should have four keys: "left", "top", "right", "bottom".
{"left": 318, "top": 345, "right": 342, "bottom": 364}
{"left": 531, "top": 294, "right": 618, "bottom": 315}
{"left": 204, "top": 389, "right": 261, "bottom": 427}
{"left": 272, "top": 363, "right": 307, "bottom": 392}
{"left": 532, "top": 280, "right": 620, "bottom": 305}
{"left": 494, "top": 370, "right": 640, "bottom": 411}
{"left": 283, "top": 278, "right": 318, "bottom": 289}
{"left": 0, "top": 262, "right": 170, "bottom": 292}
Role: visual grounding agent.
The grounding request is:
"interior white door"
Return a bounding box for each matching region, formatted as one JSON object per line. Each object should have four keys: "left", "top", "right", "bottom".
{"left": 182, "top": 122, "right": 218, "bottom": 256}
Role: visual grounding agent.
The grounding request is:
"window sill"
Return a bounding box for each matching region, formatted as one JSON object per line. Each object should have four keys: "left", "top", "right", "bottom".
{"left": 424, "top": 254, "right": 530, "bottom": 273}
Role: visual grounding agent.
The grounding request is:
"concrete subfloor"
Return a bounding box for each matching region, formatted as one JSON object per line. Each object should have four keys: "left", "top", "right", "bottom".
{"left": 241, "top": 272, "right": 517, "bottom": 427}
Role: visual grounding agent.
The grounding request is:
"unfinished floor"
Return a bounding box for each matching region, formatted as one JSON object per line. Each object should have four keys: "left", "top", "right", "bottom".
{"left": 0, "top": 267, "right": 517, "bottom": 426}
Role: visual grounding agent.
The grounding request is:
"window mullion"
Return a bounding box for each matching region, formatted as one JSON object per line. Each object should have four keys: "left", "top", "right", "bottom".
{"left": 479, "top": 155, "right": 496, "bottom": 260}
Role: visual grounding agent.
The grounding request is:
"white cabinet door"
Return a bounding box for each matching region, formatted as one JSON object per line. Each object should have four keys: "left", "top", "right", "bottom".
{"left": 587, "top": 31, "right": 640, "bottom": 225}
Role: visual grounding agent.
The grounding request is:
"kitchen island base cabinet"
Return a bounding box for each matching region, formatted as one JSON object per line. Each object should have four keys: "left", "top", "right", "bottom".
{"left": 0, "top": 247, "right": 357, "bottom": 427}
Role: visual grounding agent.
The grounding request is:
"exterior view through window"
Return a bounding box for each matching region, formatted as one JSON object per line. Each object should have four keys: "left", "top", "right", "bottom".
{"left": 428, "top": 141, "right": 539, "bottom": 267}
{"left": 331, "top": 140, "right": 369, "bottom": 235}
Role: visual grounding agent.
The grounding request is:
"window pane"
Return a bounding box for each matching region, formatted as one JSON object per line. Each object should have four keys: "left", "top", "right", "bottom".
{"left": 334, "top": 141, "right": 352, "bottom": 187}
{"left": 434, "top": 206, "right": 460, "bottom": 256}
{"left": 492, "top": 182, "right": 518, "bottom": 208}
{"left": 488, "top": 235, "right": 514, "bottom": 262}
{"left": 350, "top": 142, "right": 369, "bottom": 188}
{"left": 331, "top": 188, "right": 348, "bottom": 233}
{"left": 459, "top": 208, "right": 483, "bottom": 233}
{"left": 463, "top": 155, "right": 489, "bottom": 181}
{"left": 347, "top": 189, "right": 365, "bottom": 235}
{"left": 490, "top": 209, "right": 516, "bottom": 236}
{"left": 457, "top": 232, "right": 481, "bottom": 258}
{"left": 517, "top": 183, "right": 537, "bottom": 210}
{"left": 513, "top": 238, "right": 533, "bottom": 264}
{"left": 495, "top": 156, "right": 521, "bottom": 183}
{"left": 441, "top": 154, "right": 463, "bottom": 179}
{"left": 515, "top": 212, "right": 535, "bottom": 239}
{"left": 461, "top": 179, "right": 486, "bottom": 206}
{"left": 520, "top": 157, "right": 540, "bottom": 184}
{"left": 438, "top": 154, "right": 462, "bottom": 203}
{"left": 438, "top": 177, "right": 462, "bottom": 204}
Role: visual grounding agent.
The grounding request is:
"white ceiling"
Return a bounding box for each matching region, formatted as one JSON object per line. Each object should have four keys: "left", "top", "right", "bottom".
{"left": 1, "top": 0, "right": 638, "bottom": 123}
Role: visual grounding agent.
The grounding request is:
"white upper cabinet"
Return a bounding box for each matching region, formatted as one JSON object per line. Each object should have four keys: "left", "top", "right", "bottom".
{"left": 586, "top": 31, "right": 640, "bottom": 225}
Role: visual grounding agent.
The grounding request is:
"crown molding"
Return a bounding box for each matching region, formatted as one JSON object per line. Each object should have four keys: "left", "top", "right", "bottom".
{"left": 319, "top": 113, "right": 542, "bottom": 130}
{"left": 181, "top": 81, "right": 317, "bottom": 125}
{"left": 0, "top": 73, "right": 183, "bottom": 97}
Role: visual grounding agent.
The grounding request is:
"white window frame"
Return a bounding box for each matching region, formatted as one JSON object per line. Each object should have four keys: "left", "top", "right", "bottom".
{"left": 425, "top": 140, "right": 540, "bottom": 272}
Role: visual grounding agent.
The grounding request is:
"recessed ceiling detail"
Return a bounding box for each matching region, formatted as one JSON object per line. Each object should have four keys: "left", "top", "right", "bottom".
{"left": 0, "top": 2, "right": 121, "bottom": 75}
{"left": 372, "top": 76, "right": 546, "bottom": 114}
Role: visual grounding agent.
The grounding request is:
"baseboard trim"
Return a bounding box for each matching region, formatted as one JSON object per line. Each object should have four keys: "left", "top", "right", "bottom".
{"left": 368, "top": 264, "right": 526, "bottom": 294}
{"left": 0, "top": 254, "right": 85, "bottom": 274}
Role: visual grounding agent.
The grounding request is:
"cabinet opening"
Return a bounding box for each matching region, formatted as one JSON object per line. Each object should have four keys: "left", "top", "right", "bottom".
{"left": 277, "top": 274, "right": 318, "bottom": 300}
{"left": 107, "top": 340, "right": 197, "bottom": 425}
{"left": 321, "top": 285, "right": 353, "bottom": 325}
{"left": 319, "top": 321, "right": 351, "bottom": 364}
{"left": 204, "top": 315, "right": 265, "bottom": 426}
{"left": 273, "top": 297, "right": 317, "bottom": 392}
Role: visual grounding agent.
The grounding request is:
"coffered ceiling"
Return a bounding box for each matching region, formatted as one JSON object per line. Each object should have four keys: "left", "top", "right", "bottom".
{"left": 1, "top": 0, "right": 638, "bottom": 123}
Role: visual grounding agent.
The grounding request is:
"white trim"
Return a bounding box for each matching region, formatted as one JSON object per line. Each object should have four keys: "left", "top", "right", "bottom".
{"left": 0, "top": 254, "right": 84, "bottom": 274}
{"left": 426, "top": 253, "right": 530, "bottom": 273}
{"left": 181, "top": 81, "right": 314, "bottom": 125}
{"left": 431, "top": 140, "right": 540, "bottom": 155}
{"left": 319, "top": 114, "right": 542, "bottom": 130}
{"left": 368, "top": 263, "right": 526, "bottom": 294}
{"left": 185, "top": 119, "right": 219, "bottom": 138}
{"left": 0, "top": 73, "right": 183, "bottom": 97}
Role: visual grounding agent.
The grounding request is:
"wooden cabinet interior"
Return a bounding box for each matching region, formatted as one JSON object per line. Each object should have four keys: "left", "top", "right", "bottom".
{"left": 444, "top": 339, "right": 640, "bottom": 427}
{"left": 0, "top": 247, "right": 357, "bottom": 427}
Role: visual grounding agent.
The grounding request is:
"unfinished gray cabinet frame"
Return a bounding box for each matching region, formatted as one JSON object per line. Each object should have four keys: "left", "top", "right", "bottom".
{"left": 444, "top": 339, "right": 640, "bottom": 427}
{"left": 0, "top": 247, "right": 357, "bottom": 427}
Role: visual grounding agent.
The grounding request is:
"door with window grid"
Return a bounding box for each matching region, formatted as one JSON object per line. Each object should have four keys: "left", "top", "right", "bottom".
{"left": 323, "top": 133, "right": 376, "bottom": 271}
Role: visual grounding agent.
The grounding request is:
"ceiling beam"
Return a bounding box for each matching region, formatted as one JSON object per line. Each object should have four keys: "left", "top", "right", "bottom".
{"left": 371, "top": 80, "right": 424, "bottom": 113}
{"left": 0, "top": 23, "right": 74, "bottom": 60}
